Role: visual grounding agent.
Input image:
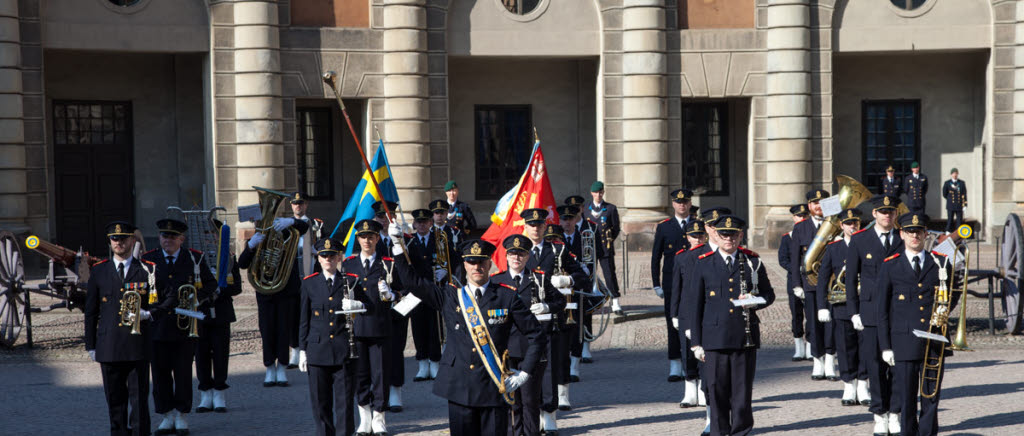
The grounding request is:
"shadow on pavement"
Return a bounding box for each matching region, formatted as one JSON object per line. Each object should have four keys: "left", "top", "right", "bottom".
{"left": 942, "top": 381, "right": 1024, "bottom": 399}
{"left": 943, "top": 411, "right": 1024, "bottom": 432}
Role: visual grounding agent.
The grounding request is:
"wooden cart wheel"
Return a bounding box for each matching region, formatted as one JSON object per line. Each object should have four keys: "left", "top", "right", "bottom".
{"left": 0, "top": 231, "right": 27, "bottom": 347}
{"left": 1000, "top": 214, "right": 1024, "bottom": 334}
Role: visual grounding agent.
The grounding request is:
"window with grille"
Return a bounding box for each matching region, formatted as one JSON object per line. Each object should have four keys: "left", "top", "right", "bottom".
{"left": 297, "top": 108, "right": 334, "bottom": 200}
{"left": 502, "top": 0, "right": 540, "bottom": 15}
{"left": 889, "top": 0, "right": 927, "bottom": 10}
{"left": 682, "top": 103, "right": 728, "bottom": 196}
{"left": 475, "top": 105, "right": 533, "bottom": 200}
{"left": 862, "top": 100, "right": 921, "bottom": 194}
{"left": 53, "top": 101, "right": 131, "bottom": 146}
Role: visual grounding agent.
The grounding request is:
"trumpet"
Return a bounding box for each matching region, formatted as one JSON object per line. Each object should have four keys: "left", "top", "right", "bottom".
{"left": 119, "top": 288, "right": 142, "bottom": 335}
{"left": 177, "top": 284, "right": 199, "bottom": 338}
{"left": 826, "top": 267, "right": 854, "bottom": 305}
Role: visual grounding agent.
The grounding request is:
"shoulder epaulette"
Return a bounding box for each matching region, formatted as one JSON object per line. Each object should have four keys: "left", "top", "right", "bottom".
{"left": 346, "top": 273, "right": 358, "bottom": 278}
{"left": 382, "top": 256, "right": 393, "bottom": 262}
{"left": 143, "top": 260, "right": 156, "bottom": 266}
{"left": 675, "top": 247, "right": 688, "bottom": 255}
{"left": 346, "top": 255, "right": 358, "bottom": 260}
{"left": 533, "top": 268, "right": 544, "bottom": 274}
{"left": 569, "top": 253, "right": 578, "bottom": 259}
{"left": 303, "top": 272, "right": 320, "bottom": 280}
{"left": 884, "top": 253, "right": 901, "bottom": 263}
{"left": 931, "top": 251, "right": 947, "bottom": 257}
{"left": 551, "top": 240, "right": 565, "bottom": 245}
{"left": 698, "top": 251, "right": 714, "bottom": 260}
{"left": 93, "top": 258, "right": 109, "bottom": 265}
{"left": 143, "top": 248, "right": 158, "bottom": 255}
{"left": 852, "top": 228, "right": 869, "bottom": 236}
{"left": 739, "top": 247, "right": 759, "bottom": 257}
{"left": 658, "top": 218, "right": 671, "bottom": 224}
{"left": 796, "top": 217, "right": 807, "bottom": 224}
{"left": 189, "top": 248, "right": 203, "bottom": 254}
{"left": 785, "top": 231, "right": 792, "bottom": 237}
{"left": 491, "top": 271, "right": 502, "bottom": 277}
{"left": 828, "top": 239, "right": 842, "bottom": 245}
{"left": 689, "top": 243, "right": 706, "bottom": 252}
{"left": 499, "top": 283, "right": 516, "bottom": 290}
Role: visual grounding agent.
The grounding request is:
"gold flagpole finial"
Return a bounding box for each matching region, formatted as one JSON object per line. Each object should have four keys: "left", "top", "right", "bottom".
{"left": 533, "top": 127, "right": 539, "bottom": 142}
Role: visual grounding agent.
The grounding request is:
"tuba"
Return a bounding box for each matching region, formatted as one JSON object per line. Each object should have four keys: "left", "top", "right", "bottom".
{"left": 802, "top": 175, "right": 872, "bottom": 286}
{"left": 247, "top": 187, "right": 301, "bottom": 294}
{"left": 119, "top": 288, "right": 142, "bottom": 335}
{"left": 177, "top": 284, "right": 199, "bottom": 338}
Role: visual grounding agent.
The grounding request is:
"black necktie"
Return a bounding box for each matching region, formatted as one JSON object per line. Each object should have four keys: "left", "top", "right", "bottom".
{"left": 514, "top": 275, "right": 522, "bottom": 288}
{"left": 475, "top": 288, "right": 483, "bottom": 300}
{"left": 913, "top": 256, "right": 921, "bottom": 276}
{"left": 118, "top": 262, "right": 126, "bottom": 281}
{"left": 327, "top": 278, "right": 334, "bottom": 288}
{"left": 533, "top": 247, "right": 541, "bottom": 258}
{"left": 726, "top": 256, "right": 734, "bottom": 271}
{"left": 364, "top": 259, "right": 371, "bottom": 272}
{"left": 883, "top": 232, "right": 891, "bottom": 252}
{"left": 166, "top": 255, "right": 174, "bottom": 265}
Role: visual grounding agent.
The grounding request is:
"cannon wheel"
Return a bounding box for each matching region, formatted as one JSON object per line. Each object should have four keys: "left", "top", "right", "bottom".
{"left": 0, "top": 231, "right": 27, "bottom": 347}
{"left": 1001, "top": 214, "right": 1024, "bottom": 334}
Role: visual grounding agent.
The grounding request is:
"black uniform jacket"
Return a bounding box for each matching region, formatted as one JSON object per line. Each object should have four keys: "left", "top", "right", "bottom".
{"left": 903, "top": 173, "right": 929, "bottom": 210}
{"left": 690, "top": 248, "right": 775, "bottom": 351}
{"left": 237, "top": 218, "right": 311, "bottom": 299}
{"left": 84, "top": 257, "right": 156, "bottom": 362}
{"left": 141, "top": 248, "right": 217, "bottom": 342}
{"left": 881, "top": 176, "right": 903, "bottom": 198}
{"left": 524, "top": 240, "right": 588, "bottom": 329}
{"left": 201, "top": 256, "right": 244, "bottom": 325}
{"left": 585, "top": 202, "right": 620, "bottom": 256}
{"left": 877, "top": 252, "right": 957, "bottom": 361}
{"left": 342, "top": 253, "right": 404, "bottom": 338}
{"left": 845, "top": 227, "right": 904, "bottom": 327}
{"left": 816, "top": 239, "right": 855, "bottom": 320}
{"left": 651, "top": 217, "right": 691, "bottom": 289}
{"left": 446, "top": 200, "right": 477, "bottom": 233}
{"left": 397, "top": 261, "right": 544, "bottom": 408}
{"left": 942, "top": 179, "right": 967, "bottom": 211}
{"left": 788, "top": 218, "right": 820, "bottom": 292}
{"left": 572, "top": 219, "right": 606, "bottom": 259}
{"left": 491, "top": 269, "right": 562, "bottom": 371}
{"left": 672, "top": 243, "right": 713, "bottom": 332}
{"left": 299, "top": 271, "right": 375, "bottom": 366}
{"left": 778, "top": 232, "right": 794, "bottom": 292}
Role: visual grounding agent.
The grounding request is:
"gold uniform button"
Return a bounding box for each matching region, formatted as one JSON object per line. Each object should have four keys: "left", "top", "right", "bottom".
{"left": 919, "top": 295, "right": 923, "bottom": 300}
{"left": 329, "top": 322, "right": 334, "bottom": 326}
{"left": 470, "top": 364, "right": 475, "bottom": 369}
{"left": 729, "top": 309, "right": 734, "bottom": 313}
{"left": 920, "top": 319, "right": 925, "bottom": 323}
{"left": 729, "top": 278, "right": 734, "bottom": 283}
{"left": 330, "top": 334, "right": 334, "bottom": 339}
{"left": 329, "top": 297, "right": 333, "bottom": 301}
{"left": 918, "top": 283, "right": 923, "bottom": 288}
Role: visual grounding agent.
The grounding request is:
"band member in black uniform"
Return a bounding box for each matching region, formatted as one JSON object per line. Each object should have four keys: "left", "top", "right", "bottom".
{"left": 881, "top": 165, "right": 903, "bottom": 198}
{"left": 406, "top": 208, "right": 443, "bottom": 382}
{"left": 194, "top": 223, "right": 243, "bottom": 414}
{"left": 779, "top": 204, "right": 810, "bottom": 361}
{"left": 85, "top": 221, "right": 156, "bottom": 436}
{"left": 344, "top": 219, "right": 404, "bottom": 435}
{"left": 669, "top": 220, "right": 708, "bottom": 409}
{"left": 815, "top": 208, "right": 870, "bottom": 406}
{"left": 372, "top": 200, "right": 400, "bottom": 256}
{"left": 878, "top": 212, "right": 955, "bottom": 436}
{"left": 238, "top": 214, "right": 310, "bottom": 387}
{"left": 492, "top": 234, "right": 562, "bottom": 436}
{"left": 297, "top": 237, "right": 373, "bottom": 436}
{"left": 903, "top": 161, "right": 928, "bottom": 215}
{"left": 444, "top": 180, "right": 477, "bottom": 236}
{"left": 431, "top": 199, "right": 463, "bottom": 249}
{"left": 689, "top": 215, "right": 775, "bottom": 436}
{"left": 846, "top": 194, "right": 904, "bottom": 435}
{"left": 556, "top": 205, "right": 588, "bottom": 381}
{"left": 942, "top": 168, "right": 967, "bottom": 234}
{"left": 585, "top": 181, "right": 623, "bottom": 314}
{"left": 391, "top": 237, "right": 542, "bottom": 436}
{"left": 651, "top": 189, "right": 694, "bottom": 382}
{"left": 565, "top": 195, "right": 601, "bottom": 363}
{"left": 789, "top": 189, "right": 838, "bottom": 381}
{"left": 292, "top": 192, "right": 325, "bottom": 367}
{"left": 369, "top": 200, "right": 410, "bottom": 413}
{"left": 141, "top": 218, "right": 215, "bottom": 435}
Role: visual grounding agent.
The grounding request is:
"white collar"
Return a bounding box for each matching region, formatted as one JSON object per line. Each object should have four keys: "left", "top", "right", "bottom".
{"left": 162, "top": 249, "right": 180, "bottom": 260}
{"left": 470, "top": 281, "right": 491, "bottom": 297}
{"left": 718, "top": 249, "right": 737, "bottom": 264}
{"left": 874, "top": 225, "right": 893, "bottom": 238}
{"left": 913, "top": 173, "right": 920, "bottom": 178}
{"left": 905, "top": 249, "right": 925, "bottom": 266}
{"left": 708, "top": 242, "right": 720, "bottom": 253}
{"left": 114, "top": 255, "right": 134, "bottom": 270}
{"left": 592, "top": 201, "right": 603, "bottom": 209}
{"left": 360, "top": 253, "right": 376, "bottom": 265}
{"left": 508, "top": 269, "right": 524, "bottom": 282}
{"left": 675, "top": 216, "right": 688, "bottom": 226}
{"left": 323, "top": 271, "right": 337, "bottom": 282}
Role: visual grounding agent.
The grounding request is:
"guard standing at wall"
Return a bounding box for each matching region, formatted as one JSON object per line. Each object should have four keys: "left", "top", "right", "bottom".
{"left": 444, "top": 180, "right": 477, "bottom": 236}
{"left": 942, "top": 168, "right": 967, "bottom": 234}
{"left": 651, "top": 188, "right": 694, "bottom": 382}
{"left": 902, "top": 161, "right": 929, "bottom": 215}
{"left": 881, "top": 165, "right": 903, "bottom": 198}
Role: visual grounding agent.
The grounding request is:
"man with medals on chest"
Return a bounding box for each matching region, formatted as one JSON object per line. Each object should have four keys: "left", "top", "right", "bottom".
{"left": 85, "top": 221, "right": 157, "bottom": 436}
{"left": 142, "top": 218, "right": 216, "bottom": 435}
{"left": 903, "top": 161, "right": 929, "bottom": 215}
{"left": 846, "top": 194, "right": 905, "bottom": 435}
{"left": 881, "top": 165, "right": 903, "bottom": 199}
{"left": 406, "top": 208, "right": 444, "bottom": 382}
{"left": 297, "top": 236, "right": 374, "bottom": 436}
{"left": 779, "top": 204, "right": 811, "bottom": 361}
{"left": 878, "top": 212, "right": 956, "bottom": 436}
{"left": 491, "top": 234, "right": 563, "bottom": 436}
{"left": 790, "top": 189, "right": 839, "bottom": 381}
{"left": 669, "top": 218, "right": 709, "bottom": 412}
{"left": 391, "top": 234, "right": 542, "bottom": 436}
{"left": 564, "top": 196, "right": 601, "bottom": 364}
{"left": 651, "top": 189, "right": 694, "bottom": 383}
{"left": 585, "top": 181, "right": 623, "bottom": 315}
{"left": 291, "top": 192, "right": 325, "bottom": 368}
{"left": 816, "top": 209, "right": 871, "bottom": 407}
{"left": 444, "top": 180, "right": 477, "bottom": 236}
{"left": 343, "top": 219, "right": 404, "bottom": 435}
{"left": 689, "top": 215, "right": 775, "bottom": 436}
{"left": 942, "top": 168, "right": 967, "bottom": 234}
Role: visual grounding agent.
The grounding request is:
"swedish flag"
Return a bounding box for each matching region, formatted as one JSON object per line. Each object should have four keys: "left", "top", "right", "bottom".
{"left": 330, "top": 140, "right": 399, "bottom": 256}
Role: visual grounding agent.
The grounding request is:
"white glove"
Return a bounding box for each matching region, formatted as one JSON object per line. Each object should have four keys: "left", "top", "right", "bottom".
{"left": 882, "top": 350, "right": 895, "bottom": 367}
{"left": 273, "top": 217, "right": 296, "bottom": 232}
{"left": 342, "top": 298, "right": 364, "bottom": 311}
{"left": 388, "top": 223, "right": 403, "bottom": 239}
{"left": 691, "top": 346, "right": 705, "bottom": 362}
{"left": 654, "top": 286, "right": 664, "bottom": 298}
{"left": 530, "top": 303, "right": 549, "bottom": 315}
{"left": 851, "top": 314, "right": 865, "bottom": 331}
{"left": 817, "top": 309, "right": 832, "bottom": 323}
{"left": 433, "top": 268, "right": 448, "bottom": 283}
{"left": 378, "top": 281, "right": 395, "bottom": 301}
{"left": 391, "top": 242, "right": 404, "bottom": 257}
{"left": 88, "top": 350, "right": 96, "bottom": 362}
{"left": 299, "top": 350, "right": 308, "bottom": 372}
{"left": 504, "top": 370, "right": 530, "bottom": 392}
{"left": 140, "top": 310, "right": 152, "bottom": 321}
{"left": 247, "top": 232, "right": 265, "bottom": 249}
{"left": 685, "top": 329, "right": 691, "bottom": 340}
{"left": 551, "top": 275, "right": 573, "bottom": 288}
{"left": 793, "top": 286, "right": 805, "bottom": 300}
{"left": 672, "top": 318, "right": 679, "bottom": 329}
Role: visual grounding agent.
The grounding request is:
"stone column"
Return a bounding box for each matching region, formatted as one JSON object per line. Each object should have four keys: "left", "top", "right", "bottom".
{"left": 383, "top": 0, "right": 430, "bottom": 209}
{"left": 619, "top": 0, "right": 668, "bottom": 224}
{"left": 0, "top": 0, "right": 27, "bottom": 233}
{"left": 757, "top": 0, "right": 811, "bottom": 246}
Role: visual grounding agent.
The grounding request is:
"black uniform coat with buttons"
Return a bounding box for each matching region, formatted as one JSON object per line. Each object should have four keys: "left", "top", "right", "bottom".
{"left": 299, "top": 272, "right": 375, "bottom": 365}
{"left": 942, "top": 179, "right": 967, "bottom": 212}
{"left": 446, "top": 200, "right": 477, "bottom": 233}
{"left": 199, "top": 256, "right": 243, "bottom": 326}
{"left": 881, "top": 175, "right": 903, "bottom": 198}
{"left": 524, "top": 240, "right": 588, "bottom": 329}
{"left": 778, "top": 232, "right": 793, "bottom": 291}
{"left": 903, "top": 173, "right": 929, "bottom": 211}
{"left": 141, "top": 248, "right": 217, "bottom": 342}
{"left": 396, "top": 261, "right": 545, "bottom": 408}
{"left": 672, "top": 243, "right": 712, "bottom": 332}
{"left": 816, "top": 239, "right": 855, "bottom": 320}
{"left": 405, "top": 232, "right": 437, "bottom": 278}
{"left": 845, "top": 228, "right": 904, "bottom": 327}
{"left": 237, "top": 218, "right": 311, "bottom": 299}
{"left": 342, "top": 254, "right": 404, "bottom": 338}
{"left": 689, "top": 248, "right": 775, "bottom": 351}
{"left": 877, "top": 252, "right": 956, "bottom": 361}
{"left": 788, "top": 218, "right": 820, "bottom": 292}
{"left": 490, "top": 270, "right": 561, "bottom": 374}
{"left": 85, "top": 258, "right": 157, "bottom": 362}
{"left": 572, "top": 219, "right": 606, "bottom": 259}
{"left": 651, "top": 217, "right": 692, "bottom": 290}
{"left": 585, "top": 202, "right": 621, "bottom": 256}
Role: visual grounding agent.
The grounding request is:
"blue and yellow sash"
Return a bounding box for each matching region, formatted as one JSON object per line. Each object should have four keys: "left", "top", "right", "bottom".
{"left": 458, "top": 285, "right": 514, "bottom": 405}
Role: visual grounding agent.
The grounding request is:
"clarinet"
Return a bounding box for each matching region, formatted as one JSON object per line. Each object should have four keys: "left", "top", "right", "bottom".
{"left": 738, "top": 251, "right": 756, "bottom": 348}
{"left": 344, "top": 276, "right": 358, "bottom": 360}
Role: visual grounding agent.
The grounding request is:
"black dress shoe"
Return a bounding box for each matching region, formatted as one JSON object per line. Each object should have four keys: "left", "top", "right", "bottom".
{"left": 558, "top": 404, "right": 572, "bottom": 411}
{"left": 276, "top": 380, "right": 289, "bottom": 387}
{"left": 841, "top": 399, "right": 857, "bottom": 406}
{"left": 195, "top": 406, "right": 211, "bottom": 413}
{"left": 355, "top": 432, "right": 371, "bottom": 436}
{"left": 286, "top": 364, "right": 298, "bottom": 369}
{"left": 668, "top": 375, "right": 683, "bottom": 382}
{"left": 614, "top": 309, "right": 624, "bottom": 316}
{"left": 263, "top": 381, "right": 275, "bottom": 387}
{"left": 176, "top": 429, "right": 190, "bottom": 436}
{"left": 389, "top": 405, "right": 403, "bottom": 413}
{"left": 811, "top": 375, "right": 825, "bottom": 381}
{"left": 860, "top": 399, "right": 870, "bottom": 406}
{"left": 827, "top": 375, "right": 840, "bottom": 382}
{"left": 581, "top": 357, "right": 593, "bottom": 364}
{"left": 413, "top": 375, "right": 428, "bottom": 382}
{"left": 214, "top": 406, "right": 226, "bottom": 413}
{"left": 791, "top": 356, "right": 803, "bottom": 362}
{"left": 570, "top": 375, "right": 580, "bottom": 383}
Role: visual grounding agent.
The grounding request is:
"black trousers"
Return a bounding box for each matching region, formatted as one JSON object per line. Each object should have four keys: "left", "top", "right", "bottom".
{"left": 448, "top": 401, "right": 509, "bottom": 436}
{"left": 803, "top": 291, "right": 835, "bottom": 357}
{"left": 787, "top": 286, "right": 805, "bottom": 338}
{"left": 705, "top": 349, "right": 757, "bottom": 436}
{"left": 548, "top": 328, "right": 570, "bottom": 386}
{"left": 289, "top": 293, "right": 301, "bottom": 349}
{"left": 307, "top": 363, "right": 356, "bottom": 436}
{"left": 410, "top": 305, "right": 442, "bottom": 361}
{"left": 100, "top": 360, "right": 151, "bottom": 436}
{"left": 675, "top": 328, "right": 700, "bottom": 381}
{"left": 861, "top": 325, "right": 900, "bottom": 415}
{"left": 510, "top": 357, "right": 544, "bottom": 436}
{"left": 355, "top": 337, "right": 390, "bottom": 412}
{"left": 151, "top": 340, "right": 194, "bottom": 414}
{"left": 663, "top": 293, "right": 682, "bottom": 360}
{"left": 195, "top": 322, "right": 231, "bottom": 391}
{"left": 257, "top": 294, "right": 296, "bottom": 367}
{"left": 387, "top": 313, "right": 408, "bottom": 387}
{"left": 894, "top": 358, "right": 944, "bottom": 436}
{"left": 834, "top": 318, "right": 867, "bottom": 383}
{"left": 599, "top": 256, "right": 620, "bottom": 297}
{"left": 569, "top": 313, "right": 592, "bottom": 357}
{"left": 946, "top": 210, "right": 964, "bottom": 233}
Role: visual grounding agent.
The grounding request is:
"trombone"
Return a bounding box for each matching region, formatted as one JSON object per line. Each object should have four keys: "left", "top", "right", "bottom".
{"left": 921, "top": 240, "right": 972, "bottom": 398}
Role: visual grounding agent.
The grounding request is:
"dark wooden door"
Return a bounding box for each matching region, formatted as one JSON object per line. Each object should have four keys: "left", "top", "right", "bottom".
{"left": 53, "top": 101, "right": 134, "bottom": 254}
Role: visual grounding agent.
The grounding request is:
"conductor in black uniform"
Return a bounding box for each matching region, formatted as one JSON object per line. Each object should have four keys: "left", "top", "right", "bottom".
{"left": 881, "top": 165, "right": 903, "bottom": 198}
{"left": 942, "top": 168, "right": 967, "bottom": 234}
{"left": 903, "top": 161, "right": 929, "bottom": 215}
{"left": 689, "top": 215, "right": 775, "bottom": 436}
{"left": 651, "top": 188, "right": 694, "bottom": 382}
{"left": 297, "top": 237, "right": 373, "bottom": 436}
{"left": 391, "top": 236, "right": 543, "bottom": 436}
{"left": 85, "top": 221, "right": 156, "bottom": 436}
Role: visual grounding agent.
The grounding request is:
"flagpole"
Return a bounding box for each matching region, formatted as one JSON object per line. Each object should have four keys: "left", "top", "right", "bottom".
{"left": 375, "top": 126, "right": 411, "bottom": 233}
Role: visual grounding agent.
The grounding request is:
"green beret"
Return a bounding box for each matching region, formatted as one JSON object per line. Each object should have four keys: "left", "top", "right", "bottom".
{"left": 950, "top": 167, "right": 958, "bottom": 174}
{"left": 910, "top": 161, "right": 919, "bottom": 169}
{"left": 444, "top": 180, "right": 458, "bottom": 191}
{"left": 590, "top": 181, "right": 604, "bottom": 192}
